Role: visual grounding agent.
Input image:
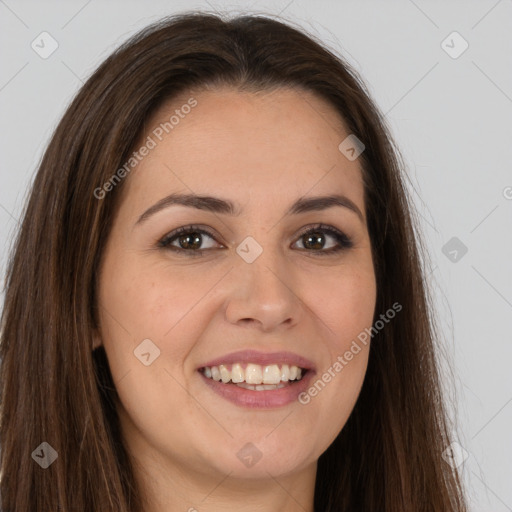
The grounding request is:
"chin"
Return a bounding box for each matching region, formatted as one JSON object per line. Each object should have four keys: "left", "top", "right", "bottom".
{"left": 200, "top": 436, "right": 314, "bottom": 479}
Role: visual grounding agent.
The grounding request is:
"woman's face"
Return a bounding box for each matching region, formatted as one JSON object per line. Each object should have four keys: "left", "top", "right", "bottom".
{"left": 96, "top": 86, "right": 377, "bottom": 483}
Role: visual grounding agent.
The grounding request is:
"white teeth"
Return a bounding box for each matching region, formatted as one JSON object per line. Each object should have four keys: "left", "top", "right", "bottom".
{"left": 263, "top": 364, "right": 281, "bottom": 385}
{"left": 219, "top": 364, "right": 231, "bottom": 383}
{"left": 245, "top": 363, "right": 263, "bottom": 384}
{"left": 201, "top": 363, "right": 305, "bottom": 386}
{"left": 236, "top": 382, "right": 287, "bottom": 391}
{"left": 255, "top": 383, "right": 286, "bottom": 391}
{"left": 231, "top": 363, "right": 244, "bottom": 383}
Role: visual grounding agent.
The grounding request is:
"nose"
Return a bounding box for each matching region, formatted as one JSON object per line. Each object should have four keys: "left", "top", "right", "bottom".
{"left": 224, "top": 252, "right": 303, "bottom": 332}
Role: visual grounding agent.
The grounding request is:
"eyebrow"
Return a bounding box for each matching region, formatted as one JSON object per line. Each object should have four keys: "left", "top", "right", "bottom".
{"left": 135, "top": 192, "right": 365, "bottom": 226}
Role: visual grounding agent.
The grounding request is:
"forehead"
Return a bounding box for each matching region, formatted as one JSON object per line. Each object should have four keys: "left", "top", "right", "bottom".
{"left": 120, "top": 86, "right": 365, "bottom": 217}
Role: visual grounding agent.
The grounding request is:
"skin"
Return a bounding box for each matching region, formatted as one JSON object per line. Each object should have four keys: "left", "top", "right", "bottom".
{"left": 95, "top": 86, "right": 377, "bottom": 512}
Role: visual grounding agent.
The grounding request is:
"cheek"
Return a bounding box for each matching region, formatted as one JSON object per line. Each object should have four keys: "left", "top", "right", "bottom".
{"left": 99, "top": 255, "right": 209, "bottom": 340}
{"left": 309, "top": 264, "right": 377, "bottom": 342}
{"left": 97, "top": 253, "right": 224, "bottom": 397}
{"left": 325, "top": 270, "right": 376, "bottom": 389}
{"left": 297, "top": 267, "right": 375, "bottom": 438}
{"left": 97, "top": 256, "right": 204, "bottom": 436}
{"left": 299, "top": 336, "right": 371, "bottom": 450}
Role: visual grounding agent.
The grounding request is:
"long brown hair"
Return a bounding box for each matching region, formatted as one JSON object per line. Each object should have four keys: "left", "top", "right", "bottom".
{"left": 0, "top": 11, "right": 467, "bottom": 511}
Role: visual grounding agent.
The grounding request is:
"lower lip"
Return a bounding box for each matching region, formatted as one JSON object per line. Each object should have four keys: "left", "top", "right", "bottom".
{"left": 199, "top": 371, "right": 315, "bottom": 408}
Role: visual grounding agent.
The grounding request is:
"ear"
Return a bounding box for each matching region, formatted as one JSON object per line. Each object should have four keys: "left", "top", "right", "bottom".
{"left": 92, "top": 331, "right": 102, "bottom": 351}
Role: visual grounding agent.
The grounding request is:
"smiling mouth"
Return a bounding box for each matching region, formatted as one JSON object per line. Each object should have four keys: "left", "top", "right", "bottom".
{"left": 199, "top": 363, "right": 307, "bottom": 391}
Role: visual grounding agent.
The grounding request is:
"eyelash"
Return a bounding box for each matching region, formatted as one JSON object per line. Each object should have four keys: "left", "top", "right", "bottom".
{"left": 157, "top": 223, "right": 353, "bottom": 257}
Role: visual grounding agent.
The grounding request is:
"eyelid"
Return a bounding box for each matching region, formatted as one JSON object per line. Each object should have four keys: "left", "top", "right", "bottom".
{"left": 294, "top": 223, "right": 349, "bottom": 242}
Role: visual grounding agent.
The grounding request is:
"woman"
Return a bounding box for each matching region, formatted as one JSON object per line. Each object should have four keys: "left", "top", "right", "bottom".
{"left": 0, "top": 12, "right": 467, "bottom": 511}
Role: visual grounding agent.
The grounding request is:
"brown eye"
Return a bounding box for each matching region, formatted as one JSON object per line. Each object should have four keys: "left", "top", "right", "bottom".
{"left": 158, "top": 223, "right": 352, "bottom": 257}
{"left": 175, "top": 232, "right": 203, "bottom": 250}
{"left": 158, "top": 225, "right": 221, "bottom": 256}
{"left": 293, "top": 224, "right": 353, "bottom": 255}
{"left": 301, "top": 231, "right": 326, "bottom": 250}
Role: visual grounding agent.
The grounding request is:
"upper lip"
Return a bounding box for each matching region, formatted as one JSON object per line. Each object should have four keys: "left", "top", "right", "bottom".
{"left": 199, "top": 349, "right": 315, "bottom": 371}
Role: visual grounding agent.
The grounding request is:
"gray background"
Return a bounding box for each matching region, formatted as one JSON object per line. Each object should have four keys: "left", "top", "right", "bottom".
{"left": 1, "top": 0, "right": 511, "bottom": 509}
